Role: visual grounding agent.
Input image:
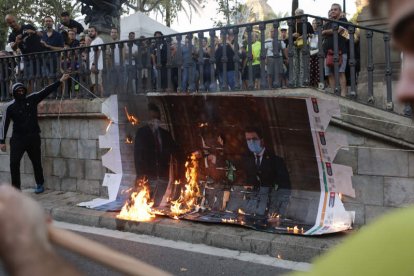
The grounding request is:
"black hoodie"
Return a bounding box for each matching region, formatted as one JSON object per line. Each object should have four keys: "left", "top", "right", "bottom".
{"left": 0, "top": 81, "right": 61, "bottom": 143}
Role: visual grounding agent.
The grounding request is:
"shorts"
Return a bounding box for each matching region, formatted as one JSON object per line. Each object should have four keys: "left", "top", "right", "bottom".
{"left": 266, "top": 57, "right": 284, "bottom": 76}
{"left": 324, "top": 53, "right": 348, "bottom": 76}
{"left": 90, "top": 70, "right": 103, "bottom": 85}
{"left": 252, "top": 64, "right": 261, "bottom": 79}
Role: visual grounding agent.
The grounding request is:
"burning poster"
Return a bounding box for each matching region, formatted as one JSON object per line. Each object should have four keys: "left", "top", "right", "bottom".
{"left": 81, "top": 94, "right": 354, "bottom": 235}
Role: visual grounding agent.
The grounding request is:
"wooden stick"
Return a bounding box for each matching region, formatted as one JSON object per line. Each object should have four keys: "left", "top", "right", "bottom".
{"left": 48, "top": 225, "right": 172, "bottom": 276}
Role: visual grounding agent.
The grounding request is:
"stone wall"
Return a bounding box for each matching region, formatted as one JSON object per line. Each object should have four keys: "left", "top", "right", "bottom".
{"left": 329, "top": 125, "right": 414, "bottom": 226}
{"left": 0, "top": 99, "right": 108, "bottom": 197}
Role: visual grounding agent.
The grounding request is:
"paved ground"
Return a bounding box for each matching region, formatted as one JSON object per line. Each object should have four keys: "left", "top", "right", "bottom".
{"left": 27, "top": 190, "right": 351, "bottom": 263}
{"left": 55, "top": 222, "right": 310, "bottom": 275}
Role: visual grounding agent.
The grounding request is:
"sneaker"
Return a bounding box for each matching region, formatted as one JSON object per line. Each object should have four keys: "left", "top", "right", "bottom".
{"left": 34, "top": 184, "right": 44, "bottom": 194}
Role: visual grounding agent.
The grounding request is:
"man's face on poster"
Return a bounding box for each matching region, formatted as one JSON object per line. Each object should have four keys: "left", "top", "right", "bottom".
{"left": 245, "top": 131, "right": 264, "bottom": 154}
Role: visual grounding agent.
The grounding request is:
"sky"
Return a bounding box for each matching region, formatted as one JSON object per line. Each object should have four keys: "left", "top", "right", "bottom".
{"left": 160, "top": 0, "right": 359, "bottom": 32}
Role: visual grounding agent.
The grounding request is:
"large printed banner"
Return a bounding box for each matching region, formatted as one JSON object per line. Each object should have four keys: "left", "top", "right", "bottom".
{"left": 80, "top": 94, "right": 355, "bottom": 235}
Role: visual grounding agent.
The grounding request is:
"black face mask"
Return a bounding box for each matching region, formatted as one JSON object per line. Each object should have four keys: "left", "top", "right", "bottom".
{"left": 13, "top": 90, "right": 27, "bottom": 101}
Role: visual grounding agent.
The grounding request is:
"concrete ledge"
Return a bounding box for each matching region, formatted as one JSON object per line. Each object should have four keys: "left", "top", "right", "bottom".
{"left": 31, "top": 190, "right": 350, "bottom": 263}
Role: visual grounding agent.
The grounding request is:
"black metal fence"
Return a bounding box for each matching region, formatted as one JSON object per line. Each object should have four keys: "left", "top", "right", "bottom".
{"left": 0, "top": 14, "right": 398, "bottom": 112}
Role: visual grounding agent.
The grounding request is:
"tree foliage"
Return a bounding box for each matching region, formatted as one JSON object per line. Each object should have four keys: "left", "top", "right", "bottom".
{"left": 213, "top": 0, "right": 251, "bottom": 27}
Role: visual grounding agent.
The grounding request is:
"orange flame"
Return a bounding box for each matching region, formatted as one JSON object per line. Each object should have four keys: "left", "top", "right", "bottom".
{"left": 287, "top": 226, "right": 305, "bottom": 234}
{"left": 125, "top": 135, "right": 133, "bottom": 144}
{"left": 198, "top": 122, "right": 208, "bottom": 128}
{"left": 117, "top": 178, "right": 155, "bottom": 222}
{"left": 238, "top": 209, "right": 246, "bottom": 215}
{"left": 277, "top": 254, "right": 282, "bottom": 259}
{"left": 170, "top": 153, "right": 201, "bottom": 217}
{"left": 222, "top": 218, "right": 237, "bottom": 223}
{"left": 124, "top": 107, "right": 139, "bottom": 126}
{"left": 106, "top": 120, "right": 112, "bottom": 132}
{"left": 339, "top": 193, "right": 343, "bottom": 200}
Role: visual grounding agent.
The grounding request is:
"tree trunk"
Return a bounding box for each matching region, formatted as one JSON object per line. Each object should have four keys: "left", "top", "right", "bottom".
{"left": 292, "top": 0, "right": 299, "bottom": 16}
{"left": 165, "top": 2, "right": 171, "bottom": 27}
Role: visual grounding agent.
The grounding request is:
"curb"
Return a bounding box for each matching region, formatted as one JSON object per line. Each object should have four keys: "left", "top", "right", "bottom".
{"left": 34, "top": 190, "right": 349, "bottom": 263}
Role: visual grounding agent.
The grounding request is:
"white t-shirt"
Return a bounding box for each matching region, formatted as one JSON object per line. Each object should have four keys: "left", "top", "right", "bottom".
{"left": 89, "top": 36, "right": 104, "bottom": 70}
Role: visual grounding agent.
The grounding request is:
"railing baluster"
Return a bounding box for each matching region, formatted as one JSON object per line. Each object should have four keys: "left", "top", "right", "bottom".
{"left": 316, "top": 18, "right": 325, "bottom": 90}
{"left": 0, "top": 59, "right": 5, "bottom": 101}
{"left": 220, "top": 29, "right": 228, "bottom": 91}
{"left": 259, "top": 23, "right": 267, "bottom": 89}
{"left": 384, "top": 33, "right": 393, "bottom": 110}
{"left": 332, "top": 22, "right": 341, "bottom": 96}
{"left": 166, "top": 36, "right": 173, "bottom": 92}
{"left": 137, "top": 39, "right": 144, "bottom": 94}
{"left": 246, "top": 25, "right": 254, "bottom": 90}
{"left": 155, "top": 38, "right": 162, "bottom": 92}
{"left": 188, "top": 33, "right": 195, "bottom": 93}
{"left": 233, "top": 27, "right": 240, "bottom": 91}
{"left": 287, "top": 19, "right": 294, "bottom": 87}
{"left": 272, "top": 20, "right": 281, "bottom": 88}
{"left": 366, "top": 30, "right": 374, "bottom": 103}
{"left": 176, "top": 35, "right": 183, "bottom": 92}
{"left": 198, "top": 32, "right": 205, "bottom": 92}
{"left": 209, "top": 30, "right": 217, "bottom": 92}
{"left": 301, "top": 15, "right": 310, "bottom": 86}
{"left": 348, "top": 25, "right": 357, "bottom": 98}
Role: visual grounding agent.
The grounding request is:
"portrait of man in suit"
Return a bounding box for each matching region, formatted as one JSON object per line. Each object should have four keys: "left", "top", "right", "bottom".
{"left": 134, "top": 103, "right": 180, "bottom": 206}
{"left": 244, "top": 127, "right": 291, "bottom": 191}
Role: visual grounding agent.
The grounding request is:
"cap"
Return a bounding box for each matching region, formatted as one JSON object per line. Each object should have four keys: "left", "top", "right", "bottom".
{"left": 12, "top": 82, "right": 26, "bottom": 94}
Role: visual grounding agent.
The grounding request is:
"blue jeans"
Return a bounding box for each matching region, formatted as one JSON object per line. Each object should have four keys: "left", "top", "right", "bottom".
{"left": 219, "top": 70, "right": 236, "bottom": 90}
{"left": 182, "top": 66, "right": 196, "bottom": 92}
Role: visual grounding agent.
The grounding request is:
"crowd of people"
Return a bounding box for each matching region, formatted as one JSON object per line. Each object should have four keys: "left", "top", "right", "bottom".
{"left": 1, "top": 3, "right": 360, "bottom": 98}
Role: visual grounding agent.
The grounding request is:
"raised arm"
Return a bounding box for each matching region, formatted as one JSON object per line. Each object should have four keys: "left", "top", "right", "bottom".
{"left": 27, "top": 74, "right": 70, "bottom": 104}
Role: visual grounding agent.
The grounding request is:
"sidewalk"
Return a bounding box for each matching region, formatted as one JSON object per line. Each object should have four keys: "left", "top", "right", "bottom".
{"left": 29, "top": 189, "right": 350, "bottom": 263}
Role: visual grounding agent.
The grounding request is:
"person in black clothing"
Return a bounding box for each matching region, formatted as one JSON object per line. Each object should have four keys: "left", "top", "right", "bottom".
{"left": 244, "top": 127, "right": 290, "bottom": 190}
{"left": 0, "top": 74, "right": 70, "bottom": 193}
{"left": 59, "top": 11, "right": 84, "bottom": 35}
{"left": 134, "top": 103, "right": 181, "bottom": 206}
{"left": 151, "top": 31, "right": 168, "bottom": 90}
{"left": 5, "top": 14, "right": 44, "bottom": 55}
{"left": 215, "top": 34, "right": 236, "bottom": 90}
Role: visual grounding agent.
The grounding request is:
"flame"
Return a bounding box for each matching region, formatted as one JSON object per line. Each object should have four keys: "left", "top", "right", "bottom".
{"left": 124, "top": 107, "right": 139, "bottom": 126}
{"left": 277, "top": 254, "right": 282, "bottom": 259}
{"left": 287, "top": 226, "right": 304, "bottom": 234}
{"left": 125, "top": 135, "right": 133, "bottom": 144}
{"left": 268, "top": 212, "right": 280, "bottom": 219}
{"left": 198, "top": 122, "right": 208, "bottom": 128}
{"left": 338, "top": 193, "right": 343, "bottom": 200}
{"left": 106, "top": 120, "right": 112, "bottom": 132}
{"left": 117, "top": 178, "right": 155, "bottom": 222}
{"left": 170, "top": 153, "right": 201, "bottom": 217}
{"left": 222, "top": 218, "right": 237, "bottom": 223}
{"left": 238, "top": 209, "right": 246, "bottom": 215}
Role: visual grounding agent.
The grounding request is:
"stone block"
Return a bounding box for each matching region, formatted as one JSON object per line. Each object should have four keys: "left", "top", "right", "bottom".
{"left": 51, "top": 207, "right": 101, "bottom": 227}
{"left": 242, "top": 232, "right": 275, "bottom": 255}
{"left": 78, "top": 140, "right": 97, "bottom": 159}
{"left": 42, "top": 157, "right": 54, "bottom": 177}
{"left": 333, "top": 147, "right": 357, "bottom": 172}
{"left": 409, "top": 154, "right": 414, "bottom": 177}
{"left": 20, "top": 173, "right": 35, "bottom": 189}
{"left": 44, "top": 176, "right": 62, "bottom": 190}
{"left": 45, "top": 139, "right": 61, "bottom": 157}
{"left": 343, "top": 202, "right": 365, "bottom": 225}
{"left": 77, "top": 179, "right": 100, "bottom": 195}
{"left": 0, "top": 172, "right": 11, "bottom": 184}
{"left": 358, "top": 148, "right": 408, "bottom": 177}
{"left": 0, "top": 155, "right": 10, "bottom": 172}
{"left": 342, "top": 175, "right": 383, "bottom": 206}
{"left": 68, "top": 159, "right": 85, "bottom": 179}
{"left": 79, "top": 120, "right": 90, "bottom": 140}
{"left": 67, "top": 120, "right": 81, "bottom": 139}
{"left": 85, "top": 160, "right": 105, "bottom": 180}
{"left": 326, "top": 126, "right": 365, "bottom": 145}
{"left": 53, "top": 158, "right": 67, "bottom": 177}
{"left": 88, "top": 119, "right": 107, "bottom": 139}
{"left": 60, "top": 139, "right": 78, "bottom": 159}
{"left": 61, "top": 178, "right": 77, "bottom": 192}
{"left": 205, "top": 226, "right": 251, "bottom": 252}
{"left": 384, "top": 177, "right": 414, "bottom": 207}
{"left": 365, "top": 205, "right": 396, "bottom": 224}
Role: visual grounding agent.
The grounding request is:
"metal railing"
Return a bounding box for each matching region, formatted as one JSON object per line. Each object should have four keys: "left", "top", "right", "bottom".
{"left": 0, "top": 14, "right": 399, "bottom": 112}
